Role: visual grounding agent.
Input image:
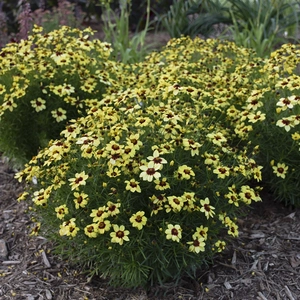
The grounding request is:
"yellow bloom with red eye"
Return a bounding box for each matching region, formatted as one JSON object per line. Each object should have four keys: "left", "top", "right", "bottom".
{"left": 176, "top": 165, "right": 195, "bottom": 180}
{"left": 215, "top": 240, "right": 226, "bottom": 252}
{"left": 84, "top": 224, "right": 98, "bottom": 238}
{"left": 139, "top": 161, "right": 161, "bottom": 182}
{"left": 31, "top": 97, "right": 46, "bottom": 112}
{"left": 272, "top": 162, "right": 288, "bottom": 179}
{"left": 227, "top": 222, "right": 239, "bottom": 237}
{"left": 182, "top": 138, "right": 201, "bottom": 156}
{"left": 147, "top": 149, "right": 167, "bottom": 169}
{"left": 51, "top": 107, "right": 67, "bottom": 122}
{"left": 73, "top": 191, "right": 89, "bottom": 209}
{"left": 125, "top": 179, "right": 141, "bottom": 193}
{"left": 106, "top": 167, "right": 121, "bottom": 178}
{"left": 165, "top": 224, "right": 182, "bottom": 242}
{"left": 135, "top": 117, "right": 151, "bottom": 127}
{"left": 68, "top": 171, "right": 89, "bottom": 190}
{"left": 206, "top": 132, "right": 227, "bottom": 147}
{"left": 55, "top": 204, "right": 69, "bottom": 219}
{"left": 106, "top": 201, "right": 121, "bottom": 216}
{"left": 276, "top": 118, "right": 292, "bottom": 131}
{"left": 247, "top": 111, "right": 266, "bottom": 123}
{"left": 200, "top": 198, "right": 215, "bottom": 219}
{"left": 194, "top": 225, "right": 209, "bottom": 240}
{"left": 213, "top": 165, "right": 230, "bottom": 179}
{"left": 129, "top": 211, "right": 147, "bottom": 230}
{"left": 167, "top": 195, "right": 184, "bottom": 212}
{"left": 154, "top": 177, "right": 170, "bottom": 191}
{"left": 59, "top": 218, "right": 79, "bottom": 237}
{"left": 96, "top": 220, "right": 111, "bottom": 234}
{"left": 187, "top": 235, "right": 205, "bottom": 253}
{"left": 110, "top": 225, "right": 130, "bottom": 245}
{"left": 239, "top": 185, "right": 261, "bottom": 204}
{"left": 90, "top": 206, "right": 109, "bottom": 222}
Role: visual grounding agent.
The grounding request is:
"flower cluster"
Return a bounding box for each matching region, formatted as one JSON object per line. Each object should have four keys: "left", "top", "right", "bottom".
{"left": 16, "top": 37, "right": 265, "bottom": 287}
{"left": 0, "top": 25, "right": 117, "bottom": 165}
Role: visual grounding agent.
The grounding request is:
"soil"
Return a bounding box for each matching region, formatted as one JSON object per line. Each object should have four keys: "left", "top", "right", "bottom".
{"left": 0, "top": 153, "right": 300, "bottom": 300}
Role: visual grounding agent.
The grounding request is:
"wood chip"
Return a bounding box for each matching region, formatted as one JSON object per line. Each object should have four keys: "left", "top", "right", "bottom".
{"left": 250, "top": 232, "right": 266, "bottom": 239}
{"left": 285, "top": 285, "right": 295, "bottom": 300}
{"left": 45, "top": 289, "right": 52, "bottom": 299}
{"left": 0, "top": 239, "right": 8, "bottom": 258}
{"left": 2, "top": 260, "right": 21, "bottom": 265}
{"left": 224, "top": 281, "right": 232, "bottom": 290}
{"left": 257, "top": 291, "right": 268, "bottom": 300}
{"left": 42, "top": 250, "right": 51, "bottom": 268}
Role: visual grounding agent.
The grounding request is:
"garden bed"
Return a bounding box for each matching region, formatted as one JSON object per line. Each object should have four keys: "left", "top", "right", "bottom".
{"left": 1, "top": 155, "right": 299, "bottom": 299}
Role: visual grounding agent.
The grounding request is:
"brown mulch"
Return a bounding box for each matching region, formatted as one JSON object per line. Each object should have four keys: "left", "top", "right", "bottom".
{"left": 0, "top": 155, "right": 300, "bottom": 300}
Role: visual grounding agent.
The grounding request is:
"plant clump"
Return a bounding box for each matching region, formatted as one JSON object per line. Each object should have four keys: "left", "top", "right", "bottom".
{"left": 16, "top": 37, "right": 265, "bottom": 288}
{"left": 0, "top": 25, "right": 117, "bottom": 166}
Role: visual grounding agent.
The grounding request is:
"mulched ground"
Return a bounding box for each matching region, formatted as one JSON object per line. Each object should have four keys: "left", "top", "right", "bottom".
{"left": 0, "top": 155, "right": 299, "bottom": 300}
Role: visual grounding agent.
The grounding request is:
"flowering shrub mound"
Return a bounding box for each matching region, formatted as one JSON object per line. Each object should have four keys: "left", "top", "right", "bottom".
{"left": 16, "top": 37, "right": 264, "bottom": 288}
{"left": 0, "top": 25, "right": 117, "bottom": 166}
{"left": 231, "top": 44, "right": 300, "bottom": 207}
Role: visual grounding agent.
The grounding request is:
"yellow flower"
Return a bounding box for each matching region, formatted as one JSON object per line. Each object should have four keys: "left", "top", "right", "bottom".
{"left": 227, "top": 222, "right": 239, "bottom": 237}
{"left": 272, "top": 162, "right": 288, "bottom": 179}
{"left": 106, "top": 167, "right": 121, "bottom": 178}
{"left": 239, "top": 185, "right": 261, "bottom": 204}
{"left": 73, "top": 191, "right": 89, "bottom": 209}
{"left": 30, "top": 97, "right": 46, "bottom": 112}
{"left": 165, "top": 224, "right": 182, "bottom": 242}
{"left": 147, "top": 149, "right": 167, "bottom": 169}
{"left": 154, "top": 177, "right": 170, "bottom": 191}
{"left": 106, "top": 201, "right": 121, "bottom": 216}
{"left": 139, "top": 161, "right": 161, "bottom": 182}
{"left": 84, "top": 224, "right": 98, "bottom": 238}
{"left": 55, "top": 204, "right": 69, "bottom": 219}
{"left": 110, "top": 225, "right": 130, "bottom": 245}
{"left": 187, "top": 236, "right": 205, "bottom": 253}
{"left": 90, "top": 206, "right": 109, "bottom": 222}
{"left": 206, "top": 132, "right": 227, "bottom": 147}
{"left": 51, "top": 107, "right": 67, "bottom": 122}
{"left": 125, "top": 179, "right": 141, "bottom": 193}
{"left": 59, "top": 218, "right": 79, "bottom": 237}
{"left": 182, "top": 138, "right": 201, "bottom": 156}
{"left": 200, "top": 198, "right": 215, "bottom": 219}
{"left": 176, "top": 165, "right": 195, "bottom": 180}
{"left": 194, "top": 225, "right": 209, "bottom": 240}
{"left": 167, "top": 195, "right": 184, "bottom": 212}
{"left": 129, "top": 211, "right": 147, "bottom": 230}
{"left": 68, "top": 171, "right": 89, "bottom": 190}
{"left": 96, "top": 220, "right": 111, "bottom": 234}
{"left": 213, "top": 165, "right": 230, "bottom": 179}
{"left": 247, "top": 111, "right": 266, "bottom": 123}
{"left": 276, "top": 118, "right": 292, "bottom": 132}
{"left": 215, "top": 240, "right": 226, "bottom": 252}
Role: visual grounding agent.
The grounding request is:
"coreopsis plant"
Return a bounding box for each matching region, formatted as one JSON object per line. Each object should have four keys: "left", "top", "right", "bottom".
{"left": 16, "top": 37, "right": 263, "bottom": 288}
{"left": 0, "top": 25, "right": 117, "bottom": 166}
{"left": 235, "top": 43, "right": 300, "bottom": 206}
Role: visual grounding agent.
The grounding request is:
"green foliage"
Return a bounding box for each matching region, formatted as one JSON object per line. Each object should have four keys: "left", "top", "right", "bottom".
{"left": 100, "top": 0, "right": 154, "bottom": 63}
{"left": 16, "top": 37, "right": 263, "bottom": 288}
{"left": 158, "top": 0, "right": 197, "bottom": 38}
{"left": 161, "top": 0, "right": 300, "bottom": 57}
{"left": 0, "top": 25, "right": 116, "bottom": 166}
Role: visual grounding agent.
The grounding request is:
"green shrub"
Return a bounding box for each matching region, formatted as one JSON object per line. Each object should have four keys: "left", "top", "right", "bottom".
{"left": 236, "top": 44, "right": 300, "bottom": 206}
{"left": 16, "top": 37, "right": 263, "bottom": 288}
{"left": 0, "top": 25, "right": 117, "bottom": 166}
